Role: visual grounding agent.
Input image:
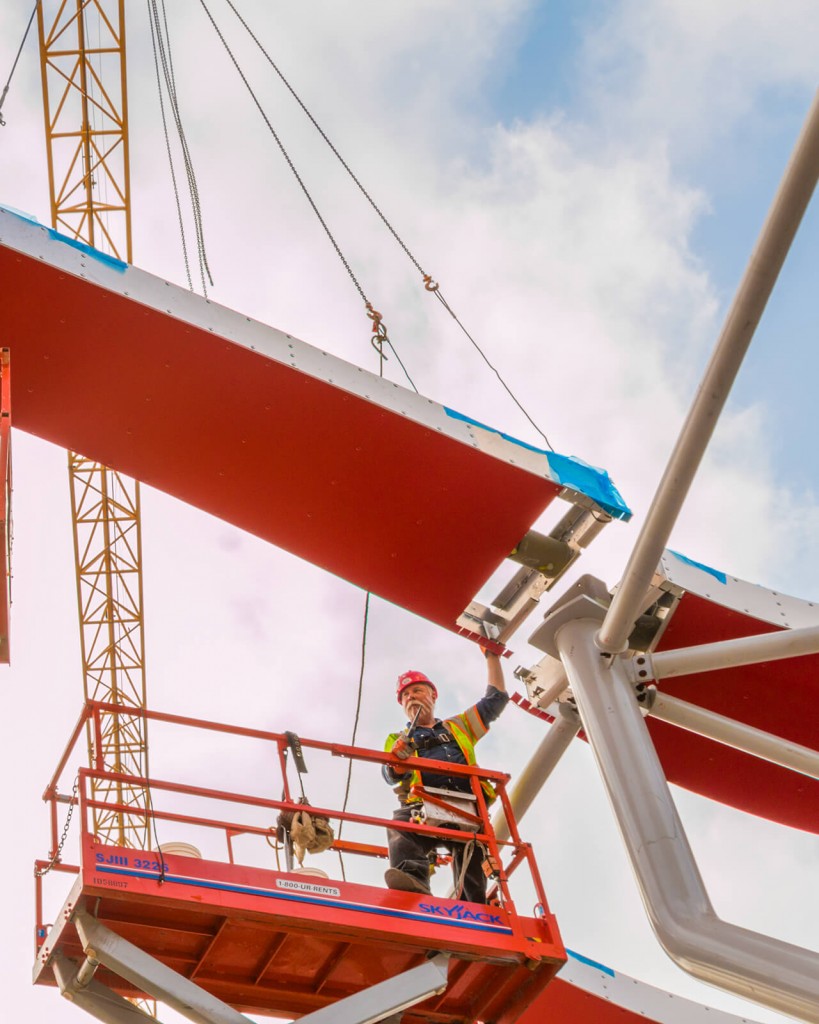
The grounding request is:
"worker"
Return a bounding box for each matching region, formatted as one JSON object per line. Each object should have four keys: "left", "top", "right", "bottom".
{"left": 382, "top": 650, "right": 508, "bottom": 902}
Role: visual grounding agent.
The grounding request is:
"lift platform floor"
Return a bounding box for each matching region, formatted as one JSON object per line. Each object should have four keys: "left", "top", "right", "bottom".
{"left": 34, "top": 841, "right": 565, "bottom": 1024}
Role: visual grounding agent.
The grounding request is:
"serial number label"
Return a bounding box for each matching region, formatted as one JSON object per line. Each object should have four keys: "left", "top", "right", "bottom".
{"left": 92, "top": 876, "right": 129, "bottom": 888}
{"left": 95, "top": 853, "right": 169, "bottom": 872}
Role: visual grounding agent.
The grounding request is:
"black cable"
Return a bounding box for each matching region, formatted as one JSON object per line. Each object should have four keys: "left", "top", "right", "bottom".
{"left": 0, "top": 1, "right": 37, "bottom": 127}
{"left": 219, "top": 1, "right": 552, "bottom": 446}
{"left": 146, "top": 4, "right": 193, "bottom": 291}
{"left": 197, "top": 0, "right": 367, "bottom": 306}
{"left": 336, "top": 590, "right": 370, "bottom": 881}
{"left": 432, "top": 288, "right": 555, "bottom": 450}
{"left": 385, "top": 339, "right": 419, "bottom": 393}
{"left": 147, "top": 0, "right": 214, "bottom": 294}
{"left": 221, "top": 0, "right": 429, "bottom": 280}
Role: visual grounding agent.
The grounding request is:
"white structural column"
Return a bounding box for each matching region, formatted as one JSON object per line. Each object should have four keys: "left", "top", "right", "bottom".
{"left": 493, "top": 705, "right": 580, "bottom": 844}
{"left": 641, "top": 621, "right": 819, "bottom": 679}
{"left": 74, "top": 911, "right": 251, "bottom": 1024}
{"left": 555, "top": 616, "right": 819, "bottom": 1024}
{"left": 52, "top": 952, "right": 161, "bottom": 1024}
{"left": 648, "top": 691, "right": 819, "bottom": 782}
{"left": 297, "top": 955, "right": 449, "bottom": 1024}
{"left": 597, "top": 88, "right": 819, "bottom": 654}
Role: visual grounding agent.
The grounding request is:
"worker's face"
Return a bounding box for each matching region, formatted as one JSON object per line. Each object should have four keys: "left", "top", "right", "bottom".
{"left": 401, "top": 683, "right": 436, "bottom": 723}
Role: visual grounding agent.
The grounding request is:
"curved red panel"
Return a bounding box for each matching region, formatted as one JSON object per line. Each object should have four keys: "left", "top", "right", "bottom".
{"left": 649, "top": 594, "right": 819, "bottom": 834}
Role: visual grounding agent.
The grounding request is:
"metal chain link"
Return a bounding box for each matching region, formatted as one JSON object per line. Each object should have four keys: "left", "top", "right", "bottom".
{"left": 35, "top": 776, "right": 80, "bottom": 878}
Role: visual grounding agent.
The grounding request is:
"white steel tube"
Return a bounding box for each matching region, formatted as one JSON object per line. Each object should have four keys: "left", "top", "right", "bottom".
{"left": 556, "top": 616, "right": 819, "bottom": 1023}
{"left": 598, "top": 89, "right": 819, "bottom": 654}
{"left": 493, "top": 706, "right": 580, "bottom": 843}
{"left": 649, "top": 691, "right": 819, "bottom": 781}
{"left": 645, "top": 621, "right": 819, "bottom": 679}
{"left": 74, "top": 911, "right": 252, "bottom": 1024}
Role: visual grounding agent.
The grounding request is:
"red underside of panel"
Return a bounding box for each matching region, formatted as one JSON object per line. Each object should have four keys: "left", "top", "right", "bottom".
{"left": 647, "top": 594, "right": 819, "bottom": 835}
{"left": 1, "top": 247, "right": 560, "bottom": 636}
{"left": 518, "top": 976, "right": 665, "bottom": 1023}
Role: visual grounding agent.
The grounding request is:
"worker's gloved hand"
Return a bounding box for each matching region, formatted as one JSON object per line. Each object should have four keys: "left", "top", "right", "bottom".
{"left": 392, "top": 733, "right": 416, "bottom": 760}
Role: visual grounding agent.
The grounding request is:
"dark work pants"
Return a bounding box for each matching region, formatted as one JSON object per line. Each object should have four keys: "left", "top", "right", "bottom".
{"left": 388, "top": 807, "right": 487, "bottom": 903}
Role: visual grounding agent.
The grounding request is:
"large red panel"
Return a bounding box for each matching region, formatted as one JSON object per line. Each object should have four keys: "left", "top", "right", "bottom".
{"left": 649, "top": 594, "right": 819, "bottom": 834}
{"left": 0, "top": 243, "right": 561, "bottom": 635}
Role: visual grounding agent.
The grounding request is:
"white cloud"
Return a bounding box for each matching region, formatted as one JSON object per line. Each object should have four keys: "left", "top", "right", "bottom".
{"left": 581, "top": 0, "right": 819, "bottom": 158}
{"left": 0, "top": 3, "right": 817, "bottom": 1022}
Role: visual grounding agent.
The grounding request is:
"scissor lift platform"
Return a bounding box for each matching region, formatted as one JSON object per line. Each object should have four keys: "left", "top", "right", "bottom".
{"left": 36, "top": 841, "right": 563, "bottom": 1023}
{"left": 34, "top": 704, "right": 566, "bottom": 1023}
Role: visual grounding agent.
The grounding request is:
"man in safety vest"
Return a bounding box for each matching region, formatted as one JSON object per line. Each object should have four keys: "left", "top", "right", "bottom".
{"left": 382, "top": 650, "right": 508, "bottom": 902}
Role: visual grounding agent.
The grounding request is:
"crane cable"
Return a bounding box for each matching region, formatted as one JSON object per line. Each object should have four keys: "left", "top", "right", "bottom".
{"left": 197, "top": 0, "right": 417, "bottom": 392}
{"left": 0, "top": 1, "right": 37, "bottom": 128}
{"left": 146, "top": 0, "right": 214, "bottom": 295}
{"left": 335, "top": 340, "right": 387, "bottom": 881}
{"left": 217, "top": 0, "right": 553, "bottom": 451}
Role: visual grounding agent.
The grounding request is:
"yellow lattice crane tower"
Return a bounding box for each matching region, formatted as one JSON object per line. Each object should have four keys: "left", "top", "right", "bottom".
{"left": 36, "top": 0, "right": 149, "bottom": 850}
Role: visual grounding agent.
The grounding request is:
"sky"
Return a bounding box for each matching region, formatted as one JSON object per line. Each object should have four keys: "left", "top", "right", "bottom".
{"left": 0, "top": 1, "right": 817, "bottom": 1022}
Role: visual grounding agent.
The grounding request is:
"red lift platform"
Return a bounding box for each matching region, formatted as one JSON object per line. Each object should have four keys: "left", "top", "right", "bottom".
{"left": 34, "top": 702, "right": 565, "bottom": 1023}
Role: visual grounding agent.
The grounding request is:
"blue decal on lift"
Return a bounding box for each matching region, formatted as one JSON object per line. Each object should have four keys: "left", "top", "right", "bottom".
{"left": 668, "top": 550, "right": 727, "bottom": 584}
{"left": 95, "top": 864, "right": 514, "bottom": 936}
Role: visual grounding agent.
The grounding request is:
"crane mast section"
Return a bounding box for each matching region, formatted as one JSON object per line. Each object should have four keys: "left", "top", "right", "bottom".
{"left": 36, "top": 0, "right": 131, "bottom": 260}
{"left": 36, "top": 0, "right": 147, "bottom": 848}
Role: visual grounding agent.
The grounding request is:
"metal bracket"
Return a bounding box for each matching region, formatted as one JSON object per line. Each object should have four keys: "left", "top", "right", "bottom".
{"left": 72, "top": 910, "right": 450, "bottom": 1024}
{"left": 456, "top": 504, "right": 613, "bottom": 647}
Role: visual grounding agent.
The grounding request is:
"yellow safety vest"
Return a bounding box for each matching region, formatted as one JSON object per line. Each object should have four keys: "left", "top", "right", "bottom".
{"left": 385, "top": 708, "right": 497, "bottom": 804}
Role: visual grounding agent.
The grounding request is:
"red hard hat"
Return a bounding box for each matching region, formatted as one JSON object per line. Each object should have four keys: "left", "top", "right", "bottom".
{"left": 396, "top": 670, "right": 438, "bottom": 704}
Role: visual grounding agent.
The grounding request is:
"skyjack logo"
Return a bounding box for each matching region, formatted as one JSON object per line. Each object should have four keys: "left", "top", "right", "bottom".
{"left": 418, "top": 902, "right": 504, "bottom": 926}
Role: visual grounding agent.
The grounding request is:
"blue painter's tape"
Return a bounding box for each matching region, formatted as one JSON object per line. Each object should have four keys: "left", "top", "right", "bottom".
{"left": 545, "top": 451, "right": 631, "bottom": 521}
{"left": 668, "top": 550, "right": 727, "bottom": 585}
{"left": 1, "top": 205, "right": 127, "bottom": 272}
{"left": 443, "top": 407, "right": 631, "bottom": 521}
{"left": 566, "top": 948, "right": 616, "bottom": 977}
{"left": 46, "top": 228, "right": 128, "bottom": 272}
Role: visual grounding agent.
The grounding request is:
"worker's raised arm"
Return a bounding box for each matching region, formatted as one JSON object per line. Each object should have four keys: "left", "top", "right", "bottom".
{"left": 482, "top": 647, "right": 506, "bottom": 694}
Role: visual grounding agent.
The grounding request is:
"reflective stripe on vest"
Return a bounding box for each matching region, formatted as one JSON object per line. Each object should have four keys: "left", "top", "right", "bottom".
{"left": 385, "top": 716, "right": 496, "bottom": 804}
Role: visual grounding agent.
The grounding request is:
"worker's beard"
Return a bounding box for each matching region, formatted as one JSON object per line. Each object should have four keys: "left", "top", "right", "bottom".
{"left": 407, "top": 698, "right": 433, "bottom": 723}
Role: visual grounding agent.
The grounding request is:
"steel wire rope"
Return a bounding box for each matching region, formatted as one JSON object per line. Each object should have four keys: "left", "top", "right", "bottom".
{"left": 0, "top": 1, "right": 37, "bottom": 127}
{"left": 154, "top": 0, "right": 212, "bottom": 293}
{"left": 431, "top": 288, "right": 554, "bottom": 450}
{"left": 216, "top": 0, "right": 552, "bottom": 449}
{"left": 336, "top": 342, "right": 387, "bottom": 881}
{"left": 195, "top": 0, "right": 365, "bottom": 302}
{"left": 147, "top": 0, "right": 213, "bottom": 294}
{"left": 146, "top": 4, "right": 194, "bottom": 290}
{"left": 195, "top": 0, "right": 418, "bottom": 393}
{"left": 335, "top": 591, "right": 370, "bottom": 882}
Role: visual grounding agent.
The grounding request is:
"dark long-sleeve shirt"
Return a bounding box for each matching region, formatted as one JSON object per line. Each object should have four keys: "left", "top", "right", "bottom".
{"left": 383, "top": 686, "right": 509, "bottom": 793}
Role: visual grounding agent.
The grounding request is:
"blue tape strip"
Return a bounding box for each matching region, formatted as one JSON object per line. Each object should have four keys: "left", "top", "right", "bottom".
{"left": 545, "top": 451, "right": 631, "bottom": 521}
{"left": 566, "top": 948, "right": 616, "bottom": 977}
{"left": 1, "top": 205, "right": 128, "bottom": 272}
{"left": 46, "top": 228, "right": 128, "bottom": 272}
{"left": 96, "top": 864, "right": 514, "bottom": 936}
{"left": 668, "top": 550, "right": 727, "bottom": 585}
{"left": 443, "top": 408, "right": 631, "bottom": 521}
